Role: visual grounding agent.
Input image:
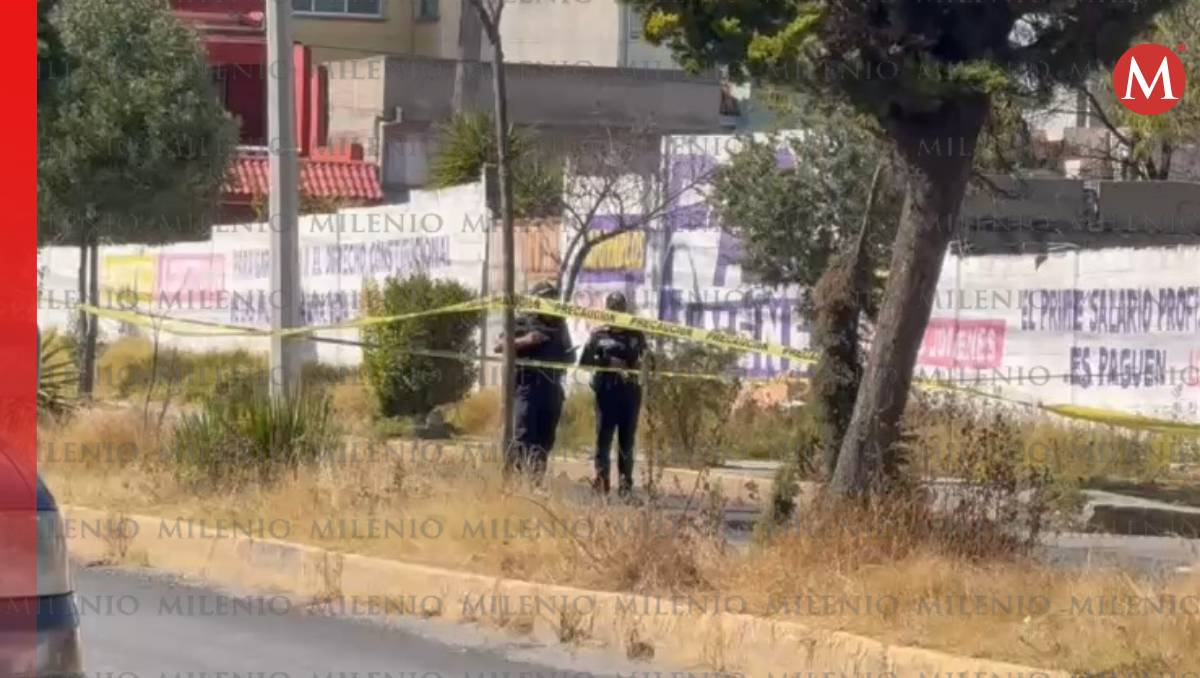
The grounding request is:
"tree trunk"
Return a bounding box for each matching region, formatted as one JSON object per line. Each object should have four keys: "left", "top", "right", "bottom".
{"left": 80, "top": 236, "right": 99, "bottom": 400}
{"left": 561, "top": 235, "right": 598, "bottom": 303}
{"left": 562, "top": 248, "right": 586, "bottom": 303}
{"left": 830, "top": 100, "right": 989, "bottom": 497}
{"left": 561, "top": 227, "right": 640, "bottom": 302}
{"left": 75, "top": 232, "right": 89, "bottom": 395}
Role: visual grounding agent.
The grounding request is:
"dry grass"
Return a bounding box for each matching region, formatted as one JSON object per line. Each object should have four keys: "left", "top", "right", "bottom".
{"left": 328, "top": 380, "right": 374, "bottom": 435}
{"left": 728, "top": 494, "right": 1200, "bottom": 672}
{"left": 906, "top": 393, "right": 1196, "bottom": 485}
{"left": 444, "top": 387, "right": 501, "bottom": 438}
{"left": 40, "top": 407, "right": 708, "bottom": 594}
{"left": 40, "top": 406, "right": 1200, "bottom": 673}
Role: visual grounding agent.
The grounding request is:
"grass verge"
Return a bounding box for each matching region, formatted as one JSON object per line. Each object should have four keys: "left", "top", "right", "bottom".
{"left": 39, "top": 406, "right": 1200, "bottom": 674}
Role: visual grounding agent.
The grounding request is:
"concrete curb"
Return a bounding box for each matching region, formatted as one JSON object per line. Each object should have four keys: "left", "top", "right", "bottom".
{"left": 64, "top": 504, "right": 1064, "bottom": 676}
{"left": 551, "top": 458, "right": 779, "bottom": 507}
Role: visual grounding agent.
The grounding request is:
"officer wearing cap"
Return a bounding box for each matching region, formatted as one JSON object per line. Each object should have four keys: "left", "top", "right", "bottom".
{"left": 496, "top": 280, "right": 573, "bottom": 480}
{"left": 579, "top": 291, "right": 647, "bottom": 497}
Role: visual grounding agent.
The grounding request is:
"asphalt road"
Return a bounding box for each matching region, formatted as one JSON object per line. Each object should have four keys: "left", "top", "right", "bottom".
{"left": 76, "top": 565, "right": 664, "bottom": 677}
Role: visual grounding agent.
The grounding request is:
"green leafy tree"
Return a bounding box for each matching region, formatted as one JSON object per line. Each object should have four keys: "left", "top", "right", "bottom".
{"left": 429, "top": 111, "right": 564, "bottom": 218}
{"left": 1082, "top": 0, "right": 1200, "bottom": 179}
{"left": 712, "top": 105, "right": 900, "bottom": 481}
{"left": 629, "top": 0, "right": 1184, "bottom": 496}
{"left": 38, "top": 0, "right": 69, "bottom": 115}
{"left": 361, "top": 275, "right": 482, "bottom": 418}
{"left": 711, "top": 116, "right": 899, "bottom": 290}
{"left": 38, "top": 0, "right": 237, "bottom": 398}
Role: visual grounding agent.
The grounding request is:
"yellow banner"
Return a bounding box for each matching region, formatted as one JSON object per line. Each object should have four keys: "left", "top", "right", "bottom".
{"left": 103, "top": 254, "right": 157, "bottom": 302}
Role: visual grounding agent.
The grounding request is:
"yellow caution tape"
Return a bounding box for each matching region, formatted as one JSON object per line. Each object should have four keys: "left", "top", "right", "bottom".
{"left": 513, "top": 295, "right": 820, "bottom": 365}
{"left": 79, "top": 297, "right": 494, "bottom": 339}
{"left": 76, "top": 296, "right": 1200, "bottom": 435}
{"left": 1040, "top": 405, "right": 1200, "bottom": 436}
{"left": 387, "top": 346, "right": 778, "bottom": 384}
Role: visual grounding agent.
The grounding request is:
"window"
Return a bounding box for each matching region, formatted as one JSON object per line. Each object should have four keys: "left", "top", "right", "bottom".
{"left": 292, "top": 0, "right": 383, "bottom": 17}
{"left": 627, "top": 7, "right": 643, "bottom": 40}
{"left": 415, "top": 0, "right": 439, "bottom": 21}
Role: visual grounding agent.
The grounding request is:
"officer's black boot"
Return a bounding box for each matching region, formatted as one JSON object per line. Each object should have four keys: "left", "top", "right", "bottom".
{"left": 592, "top": 473, "right": 611, "bottom": 495}
{"left": 617, "top": 476, "right": 633, "bottom": 501}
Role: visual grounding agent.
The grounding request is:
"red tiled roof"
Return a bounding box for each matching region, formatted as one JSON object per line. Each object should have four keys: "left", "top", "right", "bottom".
{"left": 174, "top": 6, "right": 264, "bottom": 33}
{"left": 225, "top": 152, "right": 384, "bottom": 203}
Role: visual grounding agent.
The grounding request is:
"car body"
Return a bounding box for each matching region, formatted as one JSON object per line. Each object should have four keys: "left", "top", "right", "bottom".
{"left": 0, "top": 327, "right": 83, "bottom": 675}
{"left": 0, "top": 450, "right": 84, "bottom": 678}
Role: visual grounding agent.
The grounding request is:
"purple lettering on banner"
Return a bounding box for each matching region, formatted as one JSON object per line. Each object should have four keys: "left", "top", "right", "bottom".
{"left": 713, "top": 231, "right": 743, "bottom": 287}
{"left": 232, "top": 249, "right": 270, "bottom": 281}
{"left": 668, "top": 153, "right": 716, "bottom": 196}
{"left": 665, "top": 203, "right": 710, "bottom": 232}
{"left": 1021, "top": 286, "right": 1200, "bottom": 335}
{"left": 1079, "top": 346, "right": 1168, "bottom": 389}
{"left": 657, "top": 291, "right": 802, "bottom": 378}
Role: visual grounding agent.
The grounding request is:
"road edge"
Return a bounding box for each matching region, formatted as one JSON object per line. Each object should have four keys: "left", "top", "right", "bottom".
{"left": 62, "top": 504, "right": 1064, "bottom": 676}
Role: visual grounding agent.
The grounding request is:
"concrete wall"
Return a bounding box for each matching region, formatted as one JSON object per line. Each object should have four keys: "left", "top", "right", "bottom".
{"left": 328, "top": 55, "right": 721, "bottom": 135}
{"left": 478, "top": 0, "right": 681, "bottom": 70}
{"left": 960, "top": 177, "right": 1200, "bottom": 252}
{"left": 495, "top": 0, "right": 622, "bottom": 67}
{"left": 326, "top": 55, "right": 723, "bottom": 186}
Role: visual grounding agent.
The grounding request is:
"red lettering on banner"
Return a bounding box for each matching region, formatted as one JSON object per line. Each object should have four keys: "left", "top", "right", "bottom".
{"left": 918, "top": 318, "right": 1008, "bottom": 370}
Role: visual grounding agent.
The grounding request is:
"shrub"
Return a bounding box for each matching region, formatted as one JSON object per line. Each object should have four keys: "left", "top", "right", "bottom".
{"left": 727, "top": 401, "right": 821, "bottom": 468}
{"left": 95, "top": 336, "right": 154, "bottom": 399}
{"left": 170, "top": 379, "right": 340, "bottom": 489}
{"left": 641, "top": 344, "right": 742, "bottom": 469}
{"left": 428, "top": 112, "right": 563, "bottom": 218}
{"left": 361, "top": 275, "right": 481, "bottom": 418}
{"left": 903, "top": 393, "right": 1056, "bottom": 536}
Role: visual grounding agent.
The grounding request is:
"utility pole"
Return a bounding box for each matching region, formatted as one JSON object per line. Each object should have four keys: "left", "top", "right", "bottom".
{"left": 267, "top": 0, "right": 301, "bottom": 397}
{"left": 467, "top": 0, "right": 516, "bottom": 461}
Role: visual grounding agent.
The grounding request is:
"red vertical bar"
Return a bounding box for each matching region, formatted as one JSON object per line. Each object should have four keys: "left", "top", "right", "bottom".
{"left": 294, "top": 43, "right": 311, "bottom": 157}
{"left": 311, "top": 62, "right": 326, "bottom": 152}
{"left": 2, "top": 0, "right": 38, "bottom": 649}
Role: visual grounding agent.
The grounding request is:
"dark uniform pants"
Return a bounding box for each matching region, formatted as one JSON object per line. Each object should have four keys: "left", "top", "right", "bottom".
{"left": 594, "top": 382, "right": 641, "bottom": 491}
{"left": 510, "top": 380, "right": 564, "bottom": 479}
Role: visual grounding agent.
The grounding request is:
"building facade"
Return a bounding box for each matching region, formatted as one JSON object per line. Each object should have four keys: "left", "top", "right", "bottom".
{"left": 172, "top": 0, "right": 384, "bottom": 222}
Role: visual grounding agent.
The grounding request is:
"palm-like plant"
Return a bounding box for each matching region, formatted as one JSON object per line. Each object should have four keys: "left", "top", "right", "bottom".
{"left": 38, "top": 328, "right": 78, "bottom": 418}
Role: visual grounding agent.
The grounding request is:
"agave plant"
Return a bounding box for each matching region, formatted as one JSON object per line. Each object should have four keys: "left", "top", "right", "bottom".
{"left": 38, "top": 327, "right": 78, "bottom": 418}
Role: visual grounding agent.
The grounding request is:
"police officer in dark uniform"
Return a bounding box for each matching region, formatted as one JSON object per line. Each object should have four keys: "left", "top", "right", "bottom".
{"left": 497, "top": 281, "right": 573, "bottom": 481}
{"left": 579, "top": 291, "right": 647, "bottom": 497}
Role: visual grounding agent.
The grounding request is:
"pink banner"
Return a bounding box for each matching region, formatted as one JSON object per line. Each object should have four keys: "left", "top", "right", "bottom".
{"left": 155, "top": 253, "right": 226, "bottom": 307}
{"left": 918, "top": 318, "right": 1007, "bottom": 370}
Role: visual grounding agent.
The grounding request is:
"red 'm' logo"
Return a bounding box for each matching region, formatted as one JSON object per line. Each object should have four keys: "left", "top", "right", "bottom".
{"left": 1112, "top": 44, "right": 1187, "bottom": 116}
